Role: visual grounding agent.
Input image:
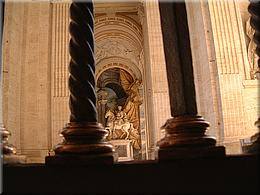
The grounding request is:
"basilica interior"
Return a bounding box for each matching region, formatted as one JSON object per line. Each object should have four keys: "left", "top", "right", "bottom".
{"left": 1, "top": 0, "right": 259, "bottom": 194}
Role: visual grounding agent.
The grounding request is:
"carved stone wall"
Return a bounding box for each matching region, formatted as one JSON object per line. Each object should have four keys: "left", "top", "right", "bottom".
{"left": 208, "top": 0, "right": 259, "bottom": 153}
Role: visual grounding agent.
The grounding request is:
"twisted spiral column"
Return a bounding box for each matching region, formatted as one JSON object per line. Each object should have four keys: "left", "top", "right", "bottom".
{"left": 69, "top": 2, "right": 97, "bottom": 122}
{"left": 46, "top": 1, "right": 115, "bottom": 165}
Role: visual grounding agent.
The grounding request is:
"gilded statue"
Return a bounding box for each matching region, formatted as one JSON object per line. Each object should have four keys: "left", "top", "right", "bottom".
{"left": 120, "top": 70, "right": 143, "bottom": 130}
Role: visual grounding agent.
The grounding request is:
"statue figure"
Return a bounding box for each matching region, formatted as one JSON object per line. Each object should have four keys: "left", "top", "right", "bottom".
{"left": 246, "top": 18, "right": 259, "bottom": 79}
{"left": 123, "top": 79, "right": 143, "bottom": 130}
{"left": 113, "top": 106, "right": 128, "bottom": 139}
{"left": 104, "top": 105, "right": 141, "bottom": 150}
{"left": 104, "top": 109, "right": 115, "bottom": 140}
{"left": 114, "top": 106, "right": 126, "bottom": 125}
{"left": 105, "top": 106, "right": 128, "bottom": 140}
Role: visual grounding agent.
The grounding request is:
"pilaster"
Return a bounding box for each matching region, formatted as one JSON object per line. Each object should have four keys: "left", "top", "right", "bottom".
{"left": 208, "top": 0, "right": 257, "bottom": 153}
{"left": 186, "top": 1, "right": 224, "bottom": 144}
{"left": 142, "top": 0, "right": 171, "bottom": 159}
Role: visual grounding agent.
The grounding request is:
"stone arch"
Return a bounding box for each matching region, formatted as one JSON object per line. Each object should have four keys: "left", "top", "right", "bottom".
{"left": 96, "top": 57, "right": 142, "bottom": 82}
{"left": 95, "top": 14, "right": 143, "bottom": 47}
{"left": 94, "top": 14, "right": 144, "bottom": 72}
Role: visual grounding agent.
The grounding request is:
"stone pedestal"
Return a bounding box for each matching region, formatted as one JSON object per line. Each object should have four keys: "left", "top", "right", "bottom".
{"left": 110, "top": 140, "right": 133, "bottom": 162}
{"left": 3, "top": 155, "right": 26, "bottom": 164}
{"left": 157, "top": 115, "right": 225, "bottom": 161}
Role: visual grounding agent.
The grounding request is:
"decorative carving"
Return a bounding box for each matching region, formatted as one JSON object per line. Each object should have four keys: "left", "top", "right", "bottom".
{"left": 246, "top": 18, "right": 259, "bottom": 79}
{"left": 105, "top": 7, "right": 116, "bottom": 18}
{"left": 137, "top": 2, "right": 145, "bottom": 25}
{"left": 137, "top": 49, "right": 144, "bottom": 68}
{"left": 95, "top": 38, "right": 140, "bottom": 65}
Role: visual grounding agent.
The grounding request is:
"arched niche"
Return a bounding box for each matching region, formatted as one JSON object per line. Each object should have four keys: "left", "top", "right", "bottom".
{"left": 94, "top": 14, "right": 144, "bottom": 73}
{"left": 96, "top": 66, "right": 144, "bottom": 160}
{"left": 96, "top": 57, "right": 142, "bottom": 82}
{"left": 95, "top": 14, "right": 143, "bottom": 48}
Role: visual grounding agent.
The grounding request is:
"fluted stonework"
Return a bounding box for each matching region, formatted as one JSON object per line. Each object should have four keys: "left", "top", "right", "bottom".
{"left": 208, "top": 0, "right": 259, "bottom": 153}
{"left": 51, "top": 2, "right": 70, "bottom": 146}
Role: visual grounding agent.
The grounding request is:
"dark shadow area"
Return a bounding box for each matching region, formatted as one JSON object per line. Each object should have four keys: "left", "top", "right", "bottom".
{"left": 3, "top": 154, "right": 260, "bottom": 195}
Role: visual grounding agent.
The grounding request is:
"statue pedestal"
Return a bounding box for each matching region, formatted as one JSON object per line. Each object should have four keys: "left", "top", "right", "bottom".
{"left": 109, "top": 140, "right": 133, "bottom": 162}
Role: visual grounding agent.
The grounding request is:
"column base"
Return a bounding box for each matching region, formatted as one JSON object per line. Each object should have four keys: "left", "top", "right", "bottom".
{"left": 3, "top": 154, "right": 27, "bottom": 164}
{"left": 157, "top": 115, "right": 226, "bottom": 161}
{"left": 45, "top": 122, "right": 116, "bottom": 165}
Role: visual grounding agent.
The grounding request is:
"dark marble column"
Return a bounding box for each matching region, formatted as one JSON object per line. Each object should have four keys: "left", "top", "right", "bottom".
{"left": 157, "top": 2, "right": 225, "bottom": 160}
{"left": 46, "top": 1, "right": 115, "bottom": 165}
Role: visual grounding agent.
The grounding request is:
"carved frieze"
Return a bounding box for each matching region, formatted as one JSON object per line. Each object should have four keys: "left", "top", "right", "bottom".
{"left": 95, "top": 38, "right": 140, "bottom": 66}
